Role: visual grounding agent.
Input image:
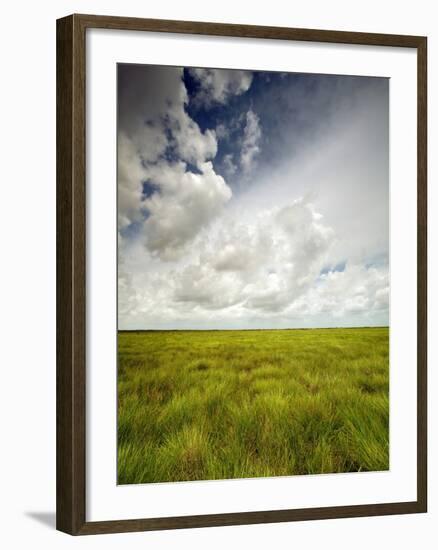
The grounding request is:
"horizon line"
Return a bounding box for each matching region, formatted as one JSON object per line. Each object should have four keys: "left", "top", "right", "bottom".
{"left": 118, "top": 326, "right": 390, "bottom": 333}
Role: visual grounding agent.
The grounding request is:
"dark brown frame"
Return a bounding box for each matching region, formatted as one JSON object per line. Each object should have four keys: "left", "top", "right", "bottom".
{"left": 57, "top": 13, "right": 427, "bottom": 535}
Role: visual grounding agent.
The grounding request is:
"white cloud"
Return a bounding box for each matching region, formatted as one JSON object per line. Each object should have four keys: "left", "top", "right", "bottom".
{"left": 117, "top": 66, "right": 186, "bottom": 229}
{"left": 240, "top": 110, "right": 261, "bottom": 174}
{"left": 291, "top": 264, "right": 389, "bottom": 321}
{"left": 190, "top": 68, "right": 253, "bottom": 106}
{"left": 174, "top": 264, "right": 243, "bottom": 310}
{"left": 117, "top": 65, "right": 230, "bottom": 255}
{"left": 141, "top": 161, "right": 232, "bottom": 261}
{"left": 118, "top": 190, "right": 389, "bottom": 329}
{"left": 117, "top": 133, "right": 146, "bottom": 229}
{"left": 169, "top": 108, "right": 218, "bottom": 165}
{"left": 119, "top": 197, "right": 346, "bottom": 327}
{"left": 215, "top": 123, "right": 229, "bottom": 140}
{"left": 117, "top": 66, "right": 389, "bottom": 330}
{"left": 222, "top": 153, "right": 237, "bottom": 176}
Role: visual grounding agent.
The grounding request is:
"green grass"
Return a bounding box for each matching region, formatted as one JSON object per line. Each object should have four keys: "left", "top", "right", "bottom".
{"left": 117, "top": 327, "right": 389, "bottom": 484}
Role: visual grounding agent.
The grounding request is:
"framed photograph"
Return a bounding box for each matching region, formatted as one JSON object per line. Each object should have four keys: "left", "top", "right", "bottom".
{"left": 56, "top": 14, "right": 427, "bottom": 535}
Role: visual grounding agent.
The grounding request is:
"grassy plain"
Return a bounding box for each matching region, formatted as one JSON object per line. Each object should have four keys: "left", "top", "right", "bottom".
{"left": 118, "top": 327, "right": 389, "bottom": 484}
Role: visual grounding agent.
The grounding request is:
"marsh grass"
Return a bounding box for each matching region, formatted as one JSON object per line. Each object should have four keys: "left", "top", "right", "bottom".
{"left": 117, "top": 327, "right": 389, "bottom": 484}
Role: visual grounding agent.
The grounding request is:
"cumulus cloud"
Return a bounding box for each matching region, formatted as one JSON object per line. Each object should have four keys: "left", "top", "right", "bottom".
{"left": 142, "top": 161, "right": 231, "bottom": 260}
{"left": 215, "top": 123, "right": 229, "bottom": 141}
{"left": 117, "top": 133, "right": 147, "bottom": 229}
{"left": 118, "top": 191, "right": 388, "bottom": 329}
{"left": 117, "top": 64, "right": 230, "bottom": 252}
{"left": 169, "top": 109, "right": 217, "bottom": 165}
{"left": 291, "top": 263, "right": 389, "bottom": 320}
{"left": 117, "top": 66, "right": 183, "bottom": 229}
{"left": 117, "top": 66, "right": 389, "bottom": 330}
{"left": 190, "top": 68, "right": 253, "bottom": 107}
{"left": 122, "top": 197, "right": 333, "bottom": 315}
{"left": 222, "top": 153, "right": 237, "bottom": 176}
{"left": 240, "top": 110, "right": 261, "bottom": 174}
{"left": 174, "top": 264, "right": 243, "bottom": 310}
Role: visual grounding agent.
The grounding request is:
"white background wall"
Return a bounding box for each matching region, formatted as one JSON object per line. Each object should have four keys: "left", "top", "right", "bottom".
{"left": 0, "top": 0, "right": 436, "bottom": 547}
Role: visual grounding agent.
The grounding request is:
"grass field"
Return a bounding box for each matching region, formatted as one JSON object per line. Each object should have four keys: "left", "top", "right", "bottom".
{"left": 118, "top": 327, "right": 389, "bottom": 484}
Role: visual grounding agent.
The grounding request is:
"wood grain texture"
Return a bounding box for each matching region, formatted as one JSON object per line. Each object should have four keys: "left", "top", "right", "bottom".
{"left": 56, "top": 14, "right": 86, "bottom": 535}
{"left": 56, "top": 13, "right": 427, "bottom": 535}
{"left": 77, "top": 501, "right": 422, "bottom": 535}
{"left": 74, "top": 13, "right": 425, "bottom": 47}
{"left": 416, "top": 37, "right": 428, "bottom": 513}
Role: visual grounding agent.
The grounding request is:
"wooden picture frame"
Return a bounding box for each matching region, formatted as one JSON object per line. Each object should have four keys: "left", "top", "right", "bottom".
{"left": 57, "top": 13, "right": 427, "bottom": 535}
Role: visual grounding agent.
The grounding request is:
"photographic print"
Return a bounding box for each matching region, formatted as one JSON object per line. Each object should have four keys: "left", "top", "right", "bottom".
{"left": 117, "top": 63, "right": 389, "bottom": 485}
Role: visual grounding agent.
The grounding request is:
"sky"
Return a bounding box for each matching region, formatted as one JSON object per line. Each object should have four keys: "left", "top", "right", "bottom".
{"left": 117, "top": 64, "right": 389, "bottom": 330}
